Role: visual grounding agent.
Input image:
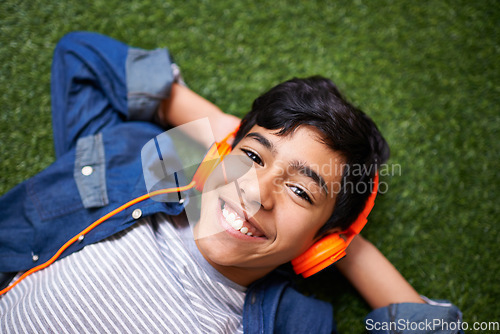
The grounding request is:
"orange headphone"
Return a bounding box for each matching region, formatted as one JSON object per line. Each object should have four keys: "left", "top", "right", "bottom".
{"left": 0, "top": 127, "right": 378, "bottom": 295}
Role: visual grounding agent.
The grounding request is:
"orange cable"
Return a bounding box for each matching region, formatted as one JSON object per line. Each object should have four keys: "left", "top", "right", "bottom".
{"left": 1, "top": 127, "right": 238, "bottom": 296}
{"left": 0, "top": 181, "right": 196, "bottom": 296}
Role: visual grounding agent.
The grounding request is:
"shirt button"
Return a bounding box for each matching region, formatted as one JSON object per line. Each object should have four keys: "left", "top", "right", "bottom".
{"left": 78, "top": 235, "right": 85, "bottom": 243}
{"left": 132, "top": 208, "right": 142, "bottom": 219}
{"left": 81, "top": 166, "right": 93, "bottom": 176}
{"left": 32, "top": 254, "right": 39, "bottom": 262}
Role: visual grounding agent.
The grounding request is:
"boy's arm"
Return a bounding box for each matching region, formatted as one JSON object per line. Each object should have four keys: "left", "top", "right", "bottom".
{"left": 157, "top": 83, "right": 241, "bottom": 146}
{"left": 335, "top": 235, "right": 424, "bottom": 309}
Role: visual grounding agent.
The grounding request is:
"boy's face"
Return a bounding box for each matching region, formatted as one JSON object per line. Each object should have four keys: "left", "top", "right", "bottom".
{"left": 194, "top": 125, "right": 344, "bottom": 285}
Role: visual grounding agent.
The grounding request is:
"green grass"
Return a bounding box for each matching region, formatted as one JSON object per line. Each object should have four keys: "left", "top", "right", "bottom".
{"left": 1, "top": 0, "right": 498, "bottom": 332}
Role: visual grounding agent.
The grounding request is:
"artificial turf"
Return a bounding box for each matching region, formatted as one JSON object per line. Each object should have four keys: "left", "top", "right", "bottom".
{"left": 0, "top": 0, "right": 498, "bottom": 332}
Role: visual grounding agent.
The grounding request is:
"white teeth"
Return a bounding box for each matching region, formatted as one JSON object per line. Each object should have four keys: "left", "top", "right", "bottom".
{"left": 222, "top": 202, "right": 255, "bottom": 237}
{"left": 232, "top": 219, "right": 243, "bottom": 230}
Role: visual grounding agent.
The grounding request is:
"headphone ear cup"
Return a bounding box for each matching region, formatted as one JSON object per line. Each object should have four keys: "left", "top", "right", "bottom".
{"left": 292, "top": 233, "right": 348, "bottom": 278}
{"left": 192, "top": 128, "right": 238, "bottom": 192}
{"left": 192, "top": 143, "right": 224, "bottom": 192}
{"left": 193, "top": 139, "right": 234, "bottom": 192}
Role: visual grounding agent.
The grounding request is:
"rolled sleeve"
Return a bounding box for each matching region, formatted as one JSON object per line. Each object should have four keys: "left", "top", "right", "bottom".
{"left": 365, "top": 297, "right": 463, "bottom": 334}
{"left": 126, "top": 47, "right": 175, "bottom": 121}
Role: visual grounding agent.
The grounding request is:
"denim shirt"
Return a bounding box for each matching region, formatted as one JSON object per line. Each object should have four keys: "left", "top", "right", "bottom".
{"left": 244, "top": 271, "right": 335, "bottom": 333}
{"left": 0, "top": 32, "right": 463, "bottom": 334}
{"left": 0, "top": 32, "right": 184, "bottom": 273}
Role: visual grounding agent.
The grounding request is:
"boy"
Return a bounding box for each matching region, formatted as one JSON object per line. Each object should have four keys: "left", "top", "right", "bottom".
{"left": 0, "top": 32, "right": 462, "bottom": 333}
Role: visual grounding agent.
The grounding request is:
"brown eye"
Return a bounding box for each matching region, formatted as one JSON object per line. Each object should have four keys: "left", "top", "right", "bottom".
{"left": 288, "top": 185, "right": 312, "bottom": 204}
{"left": 241, "top": 148, "right": 263, "bottom": 166}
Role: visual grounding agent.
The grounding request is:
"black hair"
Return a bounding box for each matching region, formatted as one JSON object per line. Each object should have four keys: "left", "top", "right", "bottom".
{"left": 232, "top": 76, "right": 390, "bottom": 237}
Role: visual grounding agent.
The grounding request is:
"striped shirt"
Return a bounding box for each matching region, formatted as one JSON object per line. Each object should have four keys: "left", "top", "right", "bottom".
{"left": 0, "top": 213, "right": 246, "bottom": 333}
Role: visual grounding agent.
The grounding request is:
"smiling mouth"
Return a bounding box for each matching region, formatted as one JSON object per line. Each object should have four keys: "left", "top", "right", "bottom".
{"left": 220, "top": 199, "right": 266, "bottom": 238}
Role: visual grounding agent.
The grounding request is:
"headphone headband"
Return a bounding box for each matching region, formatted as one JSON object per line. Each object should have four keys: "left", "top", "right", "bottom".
{"left": 344, "top": 172, "right": 379, "bottom": 239}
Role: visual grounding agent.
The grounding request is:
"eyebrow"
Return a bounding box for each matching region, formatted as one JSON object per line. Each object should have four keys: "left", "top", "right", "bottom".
{"left": 246, "top": 132, "right": 277, "bottom": 155}
{"left": 246, "top": 132, "right": 328, "bottom": 196}
{"left": 290, "top": 160, "right": 329, "bottom": 196}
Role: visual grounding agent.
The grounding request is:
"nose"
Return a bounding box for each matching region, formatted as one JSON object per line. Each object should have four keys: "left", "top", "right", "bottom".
{"left": 237, "top": 168, "right": 276, "bottom": 214}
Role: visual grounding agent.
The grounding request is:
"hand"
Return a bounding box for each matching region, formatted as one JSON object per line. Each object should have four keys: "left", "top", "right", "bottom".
{"left": 209, "top": 112, "right": 241, "bottom": 144}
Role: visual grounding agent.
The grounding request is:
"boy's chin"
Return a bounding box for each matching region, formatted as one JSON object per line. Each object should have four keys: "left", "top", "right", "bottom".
{"left": 193, "top": 215, "right": 217, "bottom": 239}
{"left": 194, "top": 234, "right": 247, "bottom": 268}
